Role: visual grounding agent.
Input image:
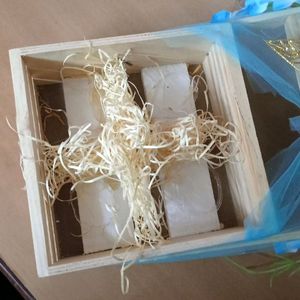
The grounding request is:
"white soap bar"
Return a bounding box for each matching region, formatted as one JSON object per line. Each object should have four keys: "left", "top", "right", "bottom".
{"left": 63, "top": 78, "right": 134, "bottom": 253}
{"left": 63, "top": 78, "right": 99, "bottom": 130}
{"left": 160, "top": 161, "right": 220, "bottom": 238}
{"left": 75, "top": 181, "right": 134, "bottom": 253}
{"left": 142, "top": 63, "right": 195, "bottom": 120}
{"left": 141, "top": 64, "right": 220, "bottom": 238}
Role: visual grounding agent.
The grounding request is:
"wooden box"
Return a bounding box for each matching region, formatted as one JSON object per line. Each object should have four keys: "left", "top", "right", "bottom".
{"left": 10, "top": 21, "right": 278, "bottom": 277}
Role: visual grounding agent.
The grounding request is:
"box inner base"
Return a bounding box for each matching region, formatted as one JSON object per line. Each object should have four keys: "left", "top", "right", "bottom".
{"left": 34, "top": 64, "right": 239, "bottom": 260}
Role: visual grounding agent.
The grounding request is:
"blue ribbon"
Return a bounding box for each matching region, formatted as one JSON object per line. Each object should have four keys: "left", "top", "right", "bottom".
{"left": 289, "top": 116, "right": 300, "bottom": 133}
{"left": 274, "top": 240, "right": 300, "bottom": 254}
{"left": 212, "top": 0, "right": 300, "bottom": 22}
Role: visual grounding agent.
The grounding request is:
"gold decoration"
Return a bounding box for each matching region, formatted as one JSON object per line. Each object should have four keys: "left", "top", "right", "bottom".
{"left": 267, "top": 39, "right": 300, "bottom": 71}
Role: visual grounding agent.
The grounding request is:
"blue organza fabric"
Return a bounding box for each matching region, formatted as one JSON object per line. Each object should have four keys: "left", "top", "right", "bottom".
{"left": 138, "top": 7, "right": 300, "bottom": 265}
{"left": 212, "top": 0, "right": 300, "bottom": 22}
{"left": 209, "top": 7, "right": 300, "bottom": 244}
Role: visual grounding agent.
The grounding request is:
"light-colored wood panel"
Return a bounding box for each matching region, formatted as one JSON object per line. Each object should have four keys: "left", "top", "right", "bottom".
{"left": 9, "top": 50, "right": 50, "bottom": 277}
{"left": 203, "top": 44, "right": 269, "bottom": 225}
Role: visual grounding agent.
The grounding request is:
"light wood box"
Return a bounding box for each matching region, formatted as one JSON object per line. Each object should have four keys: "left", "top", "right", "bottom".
{"left": 10, "top": 17, "right": 295, "bottom": 277}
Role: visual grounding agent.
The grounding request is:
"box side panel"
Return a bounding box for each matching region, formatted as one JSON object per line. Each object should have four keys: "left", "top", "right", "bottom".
{"left": 203, "top": 44, "right": 269, "bottom": 224}
{"left": 9, "top": 49, "right": 50, "bottom": 277}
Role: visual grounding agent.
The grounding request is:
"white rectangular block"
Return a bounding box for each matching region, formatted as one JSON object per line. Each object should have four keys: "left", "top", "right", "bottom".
{"left": 75, "top": 181, "right": 134, "bottom": 253}
{"left": 160, "top": 161, "right": 220, "bottom": 238}
{"left": 142, "top": 63, "right": 195, "bottom": 119}
{"left": 63, "top": 78, "right": 99, "bottom": 130}
{"left": 63, "top": 78, "right": 134, "bottom": 253}
{"left": 142, "top": 63, "right": 220, "bottom": 238}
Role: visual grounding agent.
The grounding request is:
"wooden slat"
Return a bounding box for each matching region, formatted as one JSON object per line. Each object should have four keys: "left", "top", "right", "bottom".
{"left": 203, "top": 44, "right": 269, "bottom": 224}
{"left": 9, "top": 50, "right": 50, "bottom": 277}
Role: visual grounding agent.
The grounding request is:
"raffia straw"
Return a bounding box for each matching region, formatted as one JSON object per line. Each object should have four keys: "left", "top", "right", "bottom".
{"left": 41, "top": 48, "right": 240, "bottom": 243}
{"left": 36, "top": 48, "right": 240, "bottom": 293}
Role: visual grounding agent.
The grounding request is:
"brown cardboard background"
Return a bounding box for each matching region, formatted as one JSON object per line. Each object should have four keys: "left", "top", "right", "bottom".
{"left": 1, "top": 1, "right": 300, "bottom": 299}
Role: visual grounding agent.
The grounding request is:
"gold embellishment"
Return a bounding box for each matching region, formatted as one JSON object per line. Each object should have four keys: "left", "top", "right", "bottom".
{"left": 267, "top": 39, "right": 300, "bottom": 71}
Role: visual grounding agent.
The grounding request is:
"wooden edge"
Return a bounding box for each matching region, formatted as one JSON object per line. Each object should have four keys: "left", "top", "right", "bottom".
{"left": 203, "top": 44, "right": 269, "bottom": 224}
{"left": 8, "top": 22, "right": 232, "bottom": 63}
{"left": 220, "top": 47, "right": 269, "bottom": 219}
{"left": 46, "top": 227, "right": 244, "bottom": 276}
{"left": 9, "top": 49, "right": 50, "bottom": 277}
{"left": 38, "top": 228, "right": 300, "bottom": 276}
{"left": 8, "top": 26, "right": 199, "bottom": 56}
{"left": 138, "top": 229, "right": 300, "bottom": 264}
{"left": 27, "top": 73, "right": 60, "bottom": 264}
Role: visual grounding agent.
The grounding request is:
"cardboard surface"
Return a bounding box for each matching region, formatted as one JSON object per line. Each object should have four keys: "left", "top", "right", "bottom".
{"left": 2, "top": 1, "right": 300, "bottom": 299}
